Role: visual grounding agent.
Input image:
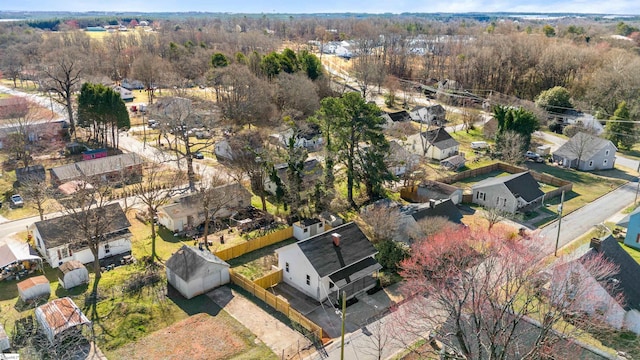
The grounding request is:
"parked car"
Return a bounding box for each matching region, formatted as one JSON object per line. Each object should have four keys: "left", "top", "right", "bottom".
{"left": 10, "top": 194, "right": 24, "bottom": 208}
{"left": 193, "top": 151, "right": 205, "bottom": 160}
{"left": 525, "top": 151, "right": 544, "bottom": 163}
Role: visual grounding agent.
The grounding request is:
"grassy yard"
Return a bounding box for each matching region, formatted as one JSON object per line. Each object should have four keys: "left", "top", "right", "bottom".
{"left": 524, "top": 162, "right": 628, "bottom": 215}
{"left": 228, "top": 238, "right": 297, "bottom": 280}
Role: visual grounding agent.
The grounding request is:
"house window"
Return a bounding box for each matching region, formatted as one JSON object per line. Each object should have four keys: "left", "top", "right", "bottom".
{"left": 605, "top": 150, "right": 610, "bottom": 156}
{"left": 58, "top": 247, "right": 69, "bottom": 259}
{"left": 104, "top": 243, "right": 111, "bottom": 254}
{"left": 603, "top": 159, "right": 608, "bottom": 167}
{"left": 285, "top": 262, "right": 289, "bottom": 273}
{"left": 636, "top": 233, "right": 640, "bottom": 244}
{"left": 304, "top": 228, "right": 308, "bottom": 233}
{"left": 306, "top": 275, "right": 311, "bottom": 286}
{"left": 589, "top": 160, "right": 593, "bottom": 167}
{"left": 476, "top": 191, "right": 486, "bottom": 201}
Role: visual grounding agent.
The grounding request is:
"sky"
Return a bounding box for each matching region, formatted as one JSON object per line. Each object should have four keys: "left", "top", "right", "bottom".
{"left": 2, "top": 0, "right": 639, "bottom": 15}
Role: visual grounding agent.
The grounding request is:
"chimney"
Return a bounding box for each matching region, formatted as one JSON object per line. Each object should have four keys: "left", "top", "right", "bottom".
{"left": 332, "top": 233, "right": 341, "bottom": 247}
{"left": 429, "top": 199, "right": 437, "bottom": 208}
{"left": 590, "top": 238, "right": 602, "bottom": 251}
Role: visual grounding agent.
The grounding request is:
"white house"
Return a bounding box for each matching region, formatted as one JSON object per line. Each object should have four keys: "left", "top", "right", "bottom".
{"left": 406, "top": 127, "right": 459, "bottom": 160}
{"left": 293, "top": 218, "right": 326, "bottom": 241}
{"left": 17, "top": 275, "right": 50, "bottom": 302}
{"left": 471, "top": 172, "right": 544, "bottom": 214}
{"left": 276, "top": 222, "right": 381, "bottom": 303}
{"left": 157, "top": 183, "right": 252, "bottom": 232}
{"left": 35, "top": 297, "right": 90, "bottom": 343}
{"left": 166, "top": 245, "right": 230, "bottom": 299}
{"left": 58, "top": 260, "right": 89, "bottom": 290}
{"left": 552, "top": 236, "right": 640, "bottom": 334}
{"left": 30, "top": 203, "right": 132, "bottom": 268}
{"left": 269, "top": 128, "right": 324, "bottom": 151}
{"left": 387, "top": 140, "right": 420, "bottom": 177}
{"left": 112, "top": 85, "right": 134, "bottom": 101}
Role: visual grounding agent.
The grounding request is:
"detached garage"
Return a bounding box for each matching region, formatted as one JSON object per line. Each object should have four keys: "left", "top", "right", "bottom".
{"left": 17, "top": 275, "right": 50, "bottom": 302}
{"left": 58, "top": 260, "right": 89, "bottom": 290}
{"left": 166, "top": 245, "right": 230, "bottom": 299}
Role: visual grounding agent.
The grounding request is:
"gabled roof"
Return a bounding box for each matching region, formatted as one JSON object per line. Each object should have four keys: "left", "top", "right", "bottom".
{"left": 411, "top": 199, "right": 463, "bottom": 224}
{"left": 17, "top": 275, "right": 49, "bottom": 292}
{"left": 296, "top": 222, "right": 378, "bottom": 278}
{"left": 553, "top": 133, "right": 616, "bottom": 161}
{"left": 166, "top": 245, "right": 229, "bottom": 281}
{"left": 386, "top": 110, "right": 411, "bottom": 122}
{"left": 421, "top": 127, "right": 458, "bottom": 150}
{"left": 583, "top": 236, "right": 640, "bottom": 311}
{"left": 160, "top": 183, "right": 252, "bottom": 220}
{"left": 36, "top": 297, "right": 90, "bottom": 340}
{"left": 473, "top": 172, "right": 544, "bottom": 202}
{"left": 33, "top": 203, "right": 131, "bottom": 249}
{"left": 50, "top": 153, "right": 143, "bottom": 182}
{"left": 58, "top": 260, "right": 86, "bottom": 274}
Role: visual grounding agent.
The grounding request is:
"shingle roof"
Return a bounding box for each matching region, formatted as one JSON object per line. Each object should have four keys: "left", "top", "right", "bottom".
{"left": 411, "top": 199, "right": 463, "bottom": 224}
{"left": 553, "top": 132, "right": 616, "bottom": 161}
{"left": 473, "top": 172, "right": 544, "bottom": 202}
{"left": 50, "top": 153, "right": 143, "bottom": 182}
{"left": 584, "top": 236, "right": 640, "bottom": 311}
{"left": 421, "top": 127, "right": 458, "bottom": 150}
{"left": 33, "top": 203, "right": 131, "bottom": 248}
{"left": 297, "top": 222, "right": 378, "bottom": 278}
{"left": 166, "top": 245, "right": 229, "bottom": 281}
{"left": 386, "top": 110, "right": 411, "bottom": 122}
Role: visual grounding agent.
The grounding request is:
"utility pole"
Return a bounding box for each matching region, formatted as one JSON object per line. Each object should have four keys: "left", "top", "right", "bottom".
{"left": 340, "top": 291, "right": 346, "bottom": 360}
{"left": 635, "top": 162, "right": 640, "bottom": 204}
{"left": 554, "top": 190, "right": 565, "bottom": 257}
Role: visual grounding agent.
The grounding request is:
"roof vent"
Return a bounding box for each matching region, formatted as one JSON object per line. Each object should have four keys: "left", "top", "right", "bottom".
{"left": 332, "top": 233, "right": 341, "bottom": 247}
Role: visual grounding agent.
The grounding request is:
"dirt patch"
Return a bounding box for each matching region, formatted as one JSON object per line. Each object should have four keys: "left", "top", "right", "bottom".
{"left": 109, "top": 313, "right": 253, "bottom": 360}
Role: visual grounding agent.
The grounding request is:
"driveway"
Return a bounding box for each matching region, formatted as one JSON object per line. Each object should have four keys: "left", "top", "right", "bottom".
{"left": 207, "top": 286, "right": 312, "bottom": 359}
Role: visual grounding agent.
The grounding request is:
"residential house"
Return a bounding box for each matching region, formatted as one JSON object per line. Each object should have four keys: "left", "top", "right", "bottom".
{"left": 293, "top": 218, "right": 326, "bottom": 241}
{"left": 166, "top": 245, "right": 230, "bottom": 299}
{"left": 35, "top": 297, "right": 90, "bottom": 343}
{"left": 410, "top": 104, "right": 446, "bottom": 125}
{"left": 414, "top": 180, "right": 464, "bottom": 205}
{"left": 392, "top": 199, "right": 464, "bottom": 244}
{"left": 269, "top": 128, "right": 324, "bottom": 151}
{"left": 0, "top": 324, "right": 9, "bottom": 352}
{"left": 58, "top": 260, "right": 89, "bottom": 290}
{"left": 553, "top": 110, "right": 605, "bottom": 135}
{"left": 30, "top": 203, "right": 132, "bottom": 268}
{"left": 112, "top": 85, "right": 134, "bottom": 101}
{"left": 471, "top": 171, "right": 544, "bottom": 213}
{"left": 276, "top": 222, "right": 381, "bottom": 303}
{"left": 0, "top": 120, "right": 67, "bottom": 150}
{"left": 552, "top": 132, "right": 617, "bottom": 171}
{"left": 264, "top": 159, "right": 323, "bottom": 197}
{"left": 552, "top": 237, "right": 640, "bottom": 334}
{"left": 49, "top": 153, "right": 143, "bottom": 185}
{"left": 17, "top": 275, "right": 50, "bottom": 302}
{"left": 387, "top": 140, "right": 420, "bottom": 176}
{"left": 381, "top": 110, "right": 412, "bottom": 128}
{"left": 157, "top": 183, "right": 252, "bottom": 232}
{"left": 406, "top": 127, "right": 459, "bottom": 160}
{"left": 214, "top": 132, "right": 263, "bottom": 162}
{"left": 440, "top": 154, "right": 466, "bottom": 171}
{"left": 616, "top": 207, "right": 640, "bottom": 251}
{"left": 81, "top": 148, "right": 107, "bottom": 161}
{"left": 121, "top": 78, "right": 144, "bottom": 90}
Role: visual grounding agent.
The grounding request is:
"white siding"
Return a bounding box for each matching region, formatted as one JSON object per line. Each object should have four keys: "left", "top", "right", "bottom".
{"left": 39, "top": 236, "right": 131, "bottom": 268}
{"left": 625, "top": 310, "right": 640, "bottom": 334}
{"left": 166, "top": 265, "right": 230, "bottom": 299}
{"left": 59, "top": 268, "right": 90, "bottom": 290}
{"left": 277, "top": 245, "right": 324, "bottom": 301}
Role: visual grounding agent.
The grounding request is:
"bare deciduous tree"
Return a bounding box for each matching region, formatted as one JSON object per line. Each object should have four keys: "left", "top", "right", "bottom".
{"left": 42, "top": 50, "right": 83, "bottom": 136}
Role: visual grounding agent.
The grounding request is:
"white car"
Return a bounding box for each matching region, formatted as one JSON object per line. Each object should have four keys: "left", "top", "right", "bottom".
{"left": 10, "top": 194, "right": 24, "bottom": 208}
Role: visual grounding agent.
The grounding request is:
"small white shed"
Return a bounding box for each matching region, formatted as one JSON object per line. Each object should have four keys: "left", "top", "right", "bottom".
{"left": 166, "top": 245, "right": 230, "bottom": 299}
{"left": 17, "top": 275, "right": 50, "bottom": 302}
{"left": 0, "top": 324, "right": 9, "bottom": 352}
{"left": 293, "top": 219, "right": 325, "bottom": 241}
{"left": 58, "top": 260, "right": 89, "bottom": 290}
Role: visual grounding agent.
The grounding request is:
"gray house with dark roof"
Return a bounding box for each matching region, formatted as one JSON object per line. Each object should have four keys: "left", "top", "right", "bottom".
{"left": 166, "top": 245, "right": 230, "bottom": 299}
{"left": 552, "top": 132, "right": 617, "bottom": 171}
{"left": 406, "top": 127, "right": 459, "bottom": 160}
{"left": 276, "top": 222, "right": 381, "bottom": 303}
{"left": 471, "top": 171, "right": 544, "bottom": 214}
{"left": 552, "top": 236, "right": 640, "bottom": 334}
{"left": 29, "top": 203, "right": 132, "bottom": 268}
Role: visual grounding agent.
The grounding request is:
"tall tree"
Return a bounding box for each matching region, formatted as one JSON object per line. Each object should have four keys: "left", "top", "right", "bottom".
{"left": 77, "top": 82, "right": 130, "bottom": 149}
{"left": 284, "top": 136, "right": 307, "bottom": 219}
{"left": 535, "top": 86, "right": 573, "bottom": 114}
{"left": 131, "top": 53, "right": 167, "bottom": 105}
{"left": 605, "top": 101, "right": 636, "bottom": 150}
{"left": 216, "top": 64, "right": 274, "bottom": 128}
{"left": 493, "top": 105, "right": 539, "bottom": 152}
{"left": 42, "top": 50, "right": 83, "bottom": 137}
{"left": 196, "top": 173, "right": 238, "bottom": 251}
{"left": 323, "top": 92, "right": 389, "bottom": 207}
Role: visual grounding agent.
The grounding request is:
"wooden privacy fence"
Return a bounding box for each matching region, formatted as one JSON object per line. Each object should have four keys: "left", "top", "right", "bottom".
{"left": 214, "top": 227, "right": 293, "bottom": 261}
{"left": 253, "top": 268, "right": 283, "bottom": 289}
{"left": 229, "top": 270, "right": 329, "bottom": 343}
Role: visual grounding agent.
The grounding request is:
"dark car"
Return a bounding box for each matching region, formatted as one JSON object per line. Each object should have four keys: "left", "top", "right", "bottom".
{"left": 193, "top": 151, "right": 205, "bottom": 159}
{"left": 10, "top": 194, "right": 24, "bottom": 208}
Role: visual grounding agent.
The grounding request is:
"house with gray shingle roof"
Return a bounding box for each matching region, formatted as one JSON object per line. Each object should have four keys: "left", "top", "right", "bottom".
{"left": 406, "top": 127, "right": 459, "bottom": 160}
{"left": 471, "top": 171, "right": 544, "bottom": 214}
{"left": 275, "top": 222, "right": 381, "bottom": 303}
{"left": 552, "top": 132, "right": 617, "bottom": 171}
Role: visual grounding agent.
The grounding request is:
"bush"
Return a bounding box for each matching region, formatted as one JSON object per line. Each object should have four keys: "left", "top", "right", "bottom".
{"left": 375, "top": 240, "right": 408, "bottom": 273}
